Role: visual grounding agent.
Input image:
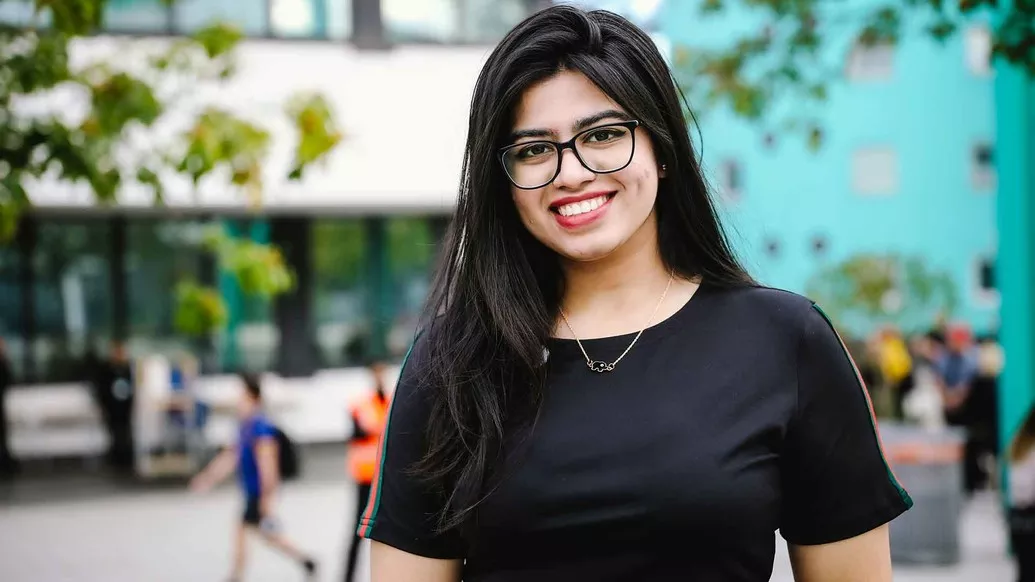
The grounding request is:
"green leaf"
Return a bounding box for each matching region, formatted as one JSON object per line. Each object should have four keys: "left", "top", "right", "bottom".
{"left": 191, "top": 22, "right": 243, "bottom": 59}
{"left": 6, "top": 33, "right": 72, "bottom": 93}
{"left": 859, "top": 7, "right": 901, "bottom": 47}
{"left": 807, "top": 126, "right": 824, "bottom": 151}
{"left": 35, "top": 0, "right": 105, "bottom": 35}
{"left": 0, "top": 174, "right": 29, "bottom": 244}
{"left": 285, "top": 93, "right": 342, "bottom": 181}
{"left": 701, "top": 0, "right": 724, "bottom": 14}
{"left": 200, "top": 228, "right": 296, "bottom": 299}
{"left": 87, "top": 72, "right": 163, "bottom": 135}
{"left": 176, "top": 109, "right": 270, "bottom": 201}
{"left": 927, "top": 19, "right": 957, "bottom": 42}
{"left": 174, "top": 280, "right": 229, "bottom": 336}
{"left": 136, "top": 166, "right": 165, "bottom": 204}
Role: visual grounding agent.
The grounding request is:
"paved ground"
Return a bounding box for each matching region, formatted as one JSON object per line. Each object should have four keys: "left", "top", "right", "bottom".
{"left": 0, "top": 452, "right": 1016, "bottom": 581}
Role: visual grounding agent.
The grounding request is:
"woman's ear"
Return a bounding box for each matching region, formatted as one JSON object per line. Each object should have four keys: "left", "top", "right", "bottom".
{"left": 659, "top": 163, "right": 667, "bottom": 178}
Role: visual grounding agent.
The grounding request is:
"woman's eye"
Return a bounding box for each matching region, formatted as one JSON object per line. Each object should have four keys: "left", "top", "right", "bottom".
{"left": 584, "top": 128, "right": 625, "bottom": 143}
{"left": 516, "top": 143, "right": 552, "bottom": 159}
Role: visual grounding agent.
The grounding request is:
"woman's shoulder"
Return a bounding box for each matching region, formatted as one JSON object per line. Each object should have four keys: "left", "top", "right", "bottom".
{"left": 704, "top": 283, "right": 817, "bottom": 335}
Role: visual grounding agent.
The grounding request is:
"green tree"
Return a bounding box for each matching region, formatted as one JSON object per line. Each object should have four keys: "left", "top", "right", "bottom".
{"left": 0, "top": 0, "right": 343, "bottom": 336}
{"left": 805, "top": 253, "right": 958, "bottom": 332}
{"left": 674, "top": 0, "right": 1033, "bottom": 148}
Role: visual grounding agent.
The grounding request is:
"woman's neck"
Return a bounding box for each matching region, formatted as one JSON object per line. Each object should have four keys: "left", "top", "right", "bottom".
{"left": 557, "top": 218, "right": 694, "bottom": 339}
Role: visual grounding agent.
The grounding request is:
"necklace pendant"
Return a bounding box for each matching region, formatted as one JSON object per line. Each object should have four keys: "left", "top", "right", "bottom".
{"left": 587, "top": 360, "right": 614, "bottom": 373}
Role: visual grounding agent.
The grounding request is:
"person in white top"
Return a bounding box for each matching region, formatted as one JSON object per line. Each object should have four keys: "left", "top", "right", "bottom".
{"left": 1008, "top": 405, "right": 1035, "bottom": 582}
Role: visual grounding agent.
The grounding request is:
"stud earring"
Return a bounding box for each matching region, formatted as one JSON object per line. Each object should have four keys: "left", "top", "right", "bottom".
{"left": 661, "top": 164, "right": 667, "bottom": 172}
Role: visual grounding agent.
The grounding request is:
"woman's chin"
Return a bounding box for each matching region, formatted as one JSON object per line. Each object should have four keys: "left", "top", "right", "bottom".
{"left": 550, "top": 235, "right": 624, "bottom": 264}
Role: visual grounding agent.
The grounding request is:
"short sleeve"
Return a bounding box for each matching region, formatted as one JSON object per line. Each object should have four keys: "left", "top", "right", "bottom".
{"left": 356, "top": 334, "right": 467, "bottom": 559}
{"left": 779, "top": 304, "right": 913, "bottom": 546}
{"left": 255, "top": 417, "right": 277, "bottom": 440}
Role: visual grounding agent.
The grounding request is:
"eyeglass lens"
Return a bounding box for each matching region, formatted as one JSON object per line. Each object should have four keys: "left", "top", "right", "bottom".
{"left": 502, "top": 124, "right": 635, "bottom": 189}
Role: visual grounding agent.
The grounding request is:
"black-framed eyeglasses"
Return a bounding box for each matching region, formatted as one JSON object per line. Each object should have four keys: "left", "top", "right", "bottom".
{"left": 498, "top": 120, "right": 641, "bottom": 190}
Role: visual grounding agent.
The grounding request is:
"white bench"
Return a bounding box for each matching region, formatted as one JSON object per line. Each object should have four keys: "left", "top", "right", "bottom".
{"left": 5, "top": 383, "right": 108, "bottom": 460}
{"left": 3, "top": 365, "right": 403, "bottom": 461}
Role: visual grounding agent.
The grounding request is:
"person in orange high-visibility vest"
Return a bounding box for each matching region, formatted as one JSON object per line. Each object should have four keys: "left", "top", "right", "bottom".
{"left": 344, "top": 360, "right": 390, "bottom": 582}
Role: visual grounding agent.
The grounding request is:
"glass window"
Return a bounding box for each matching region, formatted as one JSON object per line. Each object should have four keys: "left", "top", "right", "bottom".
{"left": 845, "top": 42, "right": 894, "bottom": 82}
{"left": 384, "top": 0, "right": 534, "bottom": 43}
{"left": 33, "top": 221, "right": 113, "bottom": 383}
{"left": 972, "top": 142, "right": 996, "bottom": 192}
{"left": 312, "top": 219, "right": 369, "bottom": 368}
{"left": 104, "top": 0, "right": 171, "bottom": 33}
{"left": 173, "top": 0, "right": 268, "bottom": 36}
{"left": 216, "top": 220, "right": 277, "bottom": 373}
{"left": 125, "top": 219, "right": 211, "bottom": 361}
{"left": 851, "top": 147, "right": 899, "bottom": 195}
{"left": 326, "top": 0, "right": 353, "bottom": 39}
{"left": 232, "top": 284, "right": 276, "bottom": 372}
{"left": 386, "top": 217, "right": 436, "bottom": 357}
{"left": 965, "top": 25, "right": 992, "bottom": 76}
{"left": 0, "top": 244, "right": 25, "bottom": 381}
{"left": 718, "top": 159, "right": 741, "bottom": 202}
{"left": 270, "top": 0, "right": 350, "bottom": 38}
{"left": 0, "top": 0, "right": 37, "bottom": 27}
{"left": 974, "top": 256, "right": 999, "bottom": 307}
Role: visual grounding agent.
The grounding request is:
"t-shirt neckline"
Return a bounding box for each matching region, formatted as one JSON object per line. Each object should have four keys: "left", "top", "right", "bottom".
{"left": 545, "top": 280, "right": 711, "bottom": 357}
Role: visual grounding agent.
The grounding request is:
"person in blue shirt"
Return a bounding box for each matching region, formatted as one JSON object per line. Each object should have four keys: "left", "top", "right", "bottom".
{"left": 191, "top": 373, "right": 317, "bottom": 581}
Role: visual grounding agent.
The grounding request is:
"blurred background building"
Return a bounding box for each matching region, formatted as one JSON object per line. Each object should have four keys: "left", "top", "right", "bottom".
{"left": 0, "top": 0, "right": 1033, "bottom": 580}
{"left": 1, "top": 0, "right": 1033, "bottom": 448}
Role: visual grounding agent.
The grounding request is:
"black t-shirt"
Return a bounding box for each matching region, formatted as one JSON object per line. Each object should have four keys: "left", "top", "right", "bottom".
{"left": 358, "top": 284, "right": 913, "bottom": 581}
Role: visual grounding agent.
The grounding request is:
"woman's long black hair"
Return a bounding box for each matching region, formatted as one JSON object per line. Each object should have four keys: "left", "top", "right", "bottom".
{"left": 412, "top": 5, "right": 755, "bottom": 535}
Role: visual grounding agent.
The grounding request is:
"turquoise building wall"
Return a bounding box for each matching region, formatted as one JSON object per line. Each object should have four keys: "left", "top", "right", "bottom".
{"left": 659, "top": 0, "right": 999, "bottom": 336}
{"left": 994, "top": 52, "right": 1035, "bottom": 449}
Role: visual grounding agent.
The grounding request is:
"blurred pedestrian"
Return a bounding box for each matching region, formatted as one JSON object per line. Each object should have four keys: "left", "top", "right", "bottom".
{"left": 92, "top": 341, "right": 136, "bottom": 472}
{"left": 934, "top": 323, "right": 988, "bottom": 494}
{"left": 190, "top": 373, "right": 317, "bottom": 582}
{"left": 936, "top": 324, "right": 978, "bottom": 426}
{"left": 967, "top": 333, "right": 1004, "bottom": 491}
{"left": 0, "top": 338, "right": 17, "bottom": 477}
{"left": 343, "top": 360, "right": 391, "bottom": 582}
{"left": 360, "top": 6, "right": 911, "bottom": 581}
{"left": 1008, "top": 405, "right": 1035, "bottom": 582}
{"left": 874, "top": 326, "right": 914, "bottom": 420}
{"left": 903, "top": 333, "right": 947, "bottom": 429}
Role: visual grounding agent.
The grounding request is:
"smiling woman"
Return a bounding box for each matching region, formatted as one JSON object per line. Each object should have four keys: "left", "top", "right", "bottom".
{"left": 360, "top": 5, "right": 912, "bottom": 582}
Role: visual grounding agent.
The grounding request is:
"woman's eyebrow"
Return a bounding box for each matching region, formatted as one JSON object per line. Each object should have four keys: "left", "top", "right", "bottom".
{"left": 572, "top": 109, "right": 630, "bottom": 132}
{"left": 507, "top": 109, "right": 631, "bottom": 143}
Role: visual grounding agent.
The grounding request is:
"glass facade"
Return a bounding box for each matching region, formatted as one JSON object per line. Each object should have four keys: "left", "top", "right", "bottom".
{"left": 173, "top": 0, "right": 268, "bottom": 36}
{"left": 2, "top": 214, "right": 445, "bottom": 385}
{"left": 0, "top": 244, "right": 24, "bottom": 380}
{"left": 386, "top": 216, "right": 437, "bottom": 356}
{"left": 313, "top": 219, "right": 370, "bottom": 367}
{"left": 0, "top": 1, "right": 38, "bottom": 27}
{"left": 383, "top": 0, "right": 535, "bottom": 43}
{"left": 125, "top": 219, "right": 212, "bottom": 362}
{"left": 32, "top": 222, "right": 114, "bottom": 383}
{"left": 1, "top": 0, "right": 546, "bottom": 44}
{"left": 220, "top": 220, "right": 278, "bottom": 374}
{"left": 94, "top": 0, "right": 353, "bottom": 40}
{"left": 104, "top": 0, "right": 170, "bottom": 33}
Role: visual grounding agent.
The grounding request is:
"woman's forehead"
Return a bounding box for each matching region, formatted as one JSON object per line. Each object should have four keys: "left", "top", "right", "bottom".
{"left": 511, "top": 70, "right": 625, "bottom": 135}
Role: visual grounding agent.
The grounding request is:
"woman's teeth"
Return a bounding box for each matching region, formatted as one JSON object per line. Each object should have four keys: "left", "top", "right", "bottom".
{"left": 556, "top": 194, "right": 609, "bottom": 217}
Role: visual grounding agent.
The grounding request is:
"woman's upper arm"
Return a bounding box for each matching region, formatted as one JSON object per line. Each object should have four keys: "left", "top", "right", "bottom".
{"left": 371, "top": 541, "right": 462, "bottom": 582}
{"left": 358, "top": 333, "right": 467, "bottom": 560}
{"left": 779, "top": 303, "right": 912, "bottom": 546}
{"left": 788, "top": 525, "right": 891, "bottom": 582}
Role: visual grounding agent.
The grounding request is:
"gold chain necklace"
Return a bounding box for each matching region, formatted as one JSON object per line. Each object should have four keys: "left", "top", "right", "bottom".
{"left": 559, "top": 274, "right": 674, "bottom": 373}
